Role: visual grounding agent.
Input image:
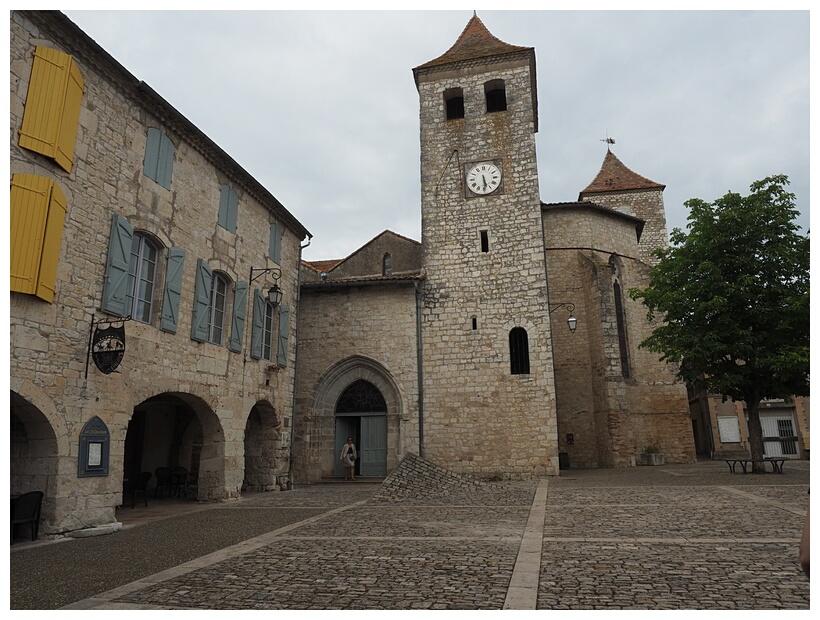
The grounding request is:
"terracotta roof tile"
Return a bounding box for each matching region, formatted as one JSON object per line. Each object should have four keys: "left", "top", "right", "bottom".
{"left": 303, "top": 259, "right": 343, "bottom": 274}
{"left": 415, "top": 13, "right": 531, "bottom": 70}
{"left": 579, "top": 149, "right": 664, "bottom": 198}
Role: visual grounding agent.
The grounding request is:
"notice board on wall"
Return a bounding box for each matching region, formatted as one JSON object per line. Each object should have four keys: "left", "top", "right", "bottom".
{"left": 718, "top": 416, "right": 742, "bottom": 443}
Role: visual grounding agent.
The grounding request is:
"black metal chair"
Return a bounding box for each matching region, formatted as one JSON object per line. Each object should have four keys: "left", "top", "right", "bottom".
{"left": 171, "top": 467, "right": 189, "bottom": 498}
{"left": 154, "top": 467, "right": 173, "bottom": 499}
{"left": 11, "top": 490, "right": 44, "bottom": 543}
{"left": 123, "top": 471, "right": 152, "bottom": 508}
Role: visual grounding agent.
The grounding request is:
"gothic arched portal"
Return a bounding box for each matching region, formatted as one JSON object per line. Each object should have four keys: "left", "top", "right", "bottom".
{"left": 334, "top": 379, "right": 387, "bottom": 478}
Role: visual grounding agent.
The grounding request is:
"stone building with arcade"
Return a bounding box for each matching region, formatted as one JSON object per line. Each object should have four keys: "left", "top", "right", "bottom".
{"left": 11, "top": 10, "right": 309, "bottom": 537}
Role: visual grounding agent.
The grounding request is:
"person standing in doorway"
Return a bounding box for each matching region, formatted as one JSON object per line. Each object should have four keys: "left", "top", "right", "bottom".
{"left": 341, "top": 437, "right": 357, "bottom": 481}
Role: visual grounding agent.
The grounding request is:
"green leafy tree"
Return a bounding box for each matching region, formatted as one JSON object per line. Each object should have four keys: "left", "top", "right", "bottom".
{"left": 630, "top": 175, "right": 809, "bottom": 472}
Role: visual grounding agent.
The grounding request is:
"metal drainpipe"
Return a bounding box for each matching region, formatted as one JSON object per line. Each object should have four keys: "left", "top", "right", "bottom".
{"left": 288, "top": 234, "right": 312, "bottom": 490}
{"left": 415, "top": 280, "right": 424, "bottom": 458}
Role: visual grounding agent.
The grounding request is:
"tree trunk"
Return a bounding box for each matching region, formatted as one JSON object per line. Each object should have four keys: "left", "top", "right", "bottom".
{"left": 746, "top": 397, "right": 766, "bottom": 473}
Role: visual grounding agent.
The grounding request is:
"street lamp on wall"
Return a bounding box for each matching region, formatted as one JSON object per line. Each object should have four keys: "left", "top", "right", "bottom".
{"left": 549, "top": 302, "right": 577, "bottom": 333}
{"left": 250, "top": 266, "right": 282, "bottom": 307}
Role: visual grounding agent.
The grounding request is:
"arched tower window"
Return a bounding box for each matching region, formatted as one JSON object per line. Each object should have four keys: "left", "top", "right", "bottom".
{"left": 509, "top": 327, "right": 530, "bottom": 375}
{"left": 609, "top": 256, "right": 630, "bottom": 378}
{"left": 444, "top": 87, "right": 464, "bottom": 120}
{"left": 382, "top": 253, "right": 392, "bottom": 276}
{"left": 485, "top": 79, "right": 507, "bottom": 113}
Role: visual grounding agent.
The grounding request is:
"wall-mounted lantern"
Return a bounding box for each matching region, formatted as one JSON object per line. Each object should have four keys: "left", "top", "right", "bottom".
{"left": 549, "top": 302, "right": 577, "bottom": 333}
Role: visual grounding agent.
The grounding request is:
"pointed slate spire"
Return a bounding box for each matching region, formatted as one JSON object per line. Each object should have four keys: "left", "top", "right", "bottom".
{"left": 579, "top": 149, "right": 665, "bottom": 198}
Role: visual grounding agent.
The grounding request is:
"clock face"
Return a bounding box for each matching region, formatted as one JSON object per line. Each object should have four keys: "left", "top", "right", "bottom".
{"left": 466, "top": 162, "right": 502, "bottom": 195}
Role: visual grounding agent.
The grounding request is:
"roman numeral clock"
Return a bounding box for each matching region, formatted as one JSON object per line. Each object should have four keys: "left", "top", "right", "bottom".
{"left": 466, "top": 161, "right": 502, "bottom": 196}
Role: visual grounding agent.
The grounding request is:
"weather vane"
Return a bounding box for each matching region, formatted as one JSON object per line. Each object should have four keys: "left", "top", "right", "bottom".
{"left": 600, "top": 129, "right": 615, "bottom": 148}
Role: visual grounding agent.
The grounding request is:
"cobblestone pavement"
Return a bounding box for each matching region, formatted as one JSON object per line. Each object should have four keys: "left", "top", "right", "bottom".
{"left": 10, "top": 459, "right": 810, "bottom": 610}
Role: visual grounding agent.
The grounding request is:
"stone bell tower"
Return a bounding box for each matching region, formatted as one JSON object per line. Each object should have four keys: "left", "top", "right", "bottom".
{"left": 412, "top": 14, "right": 559, "bottom": 478}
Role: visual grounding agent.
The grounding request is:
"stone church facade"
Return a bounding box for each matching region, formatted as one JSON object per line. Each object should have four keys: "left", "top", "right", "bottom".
{"left": 293, "top": 16, "right": 695, "bottom": 482}
{"left": 10, "top": 11, "right": 695, "bottom": 538}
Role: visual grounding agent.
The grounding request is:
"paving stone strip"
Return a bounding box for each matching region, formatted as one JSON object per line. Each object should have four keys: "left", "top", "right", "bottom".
{"left": 62, "top": 499, "right": 371, "bottom": 609}
{"left": 718, "top": 485, "right": 808, "bottom": 516}
{"left": 504, "top": 477, "right": 549, "bottom": 609}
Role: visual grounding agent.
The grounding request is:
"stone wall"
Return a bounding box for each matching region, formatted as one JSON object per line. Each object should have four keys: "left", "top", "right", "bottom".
{"left": 293, "top": 283, "right": 420, "bottom": 483}
{"left": 417, "top": 57, "right": 558, "bottom": 478}
{"left": 544, "top": 200, "right": 695, "bottom": 468}
{"left": 582, "top": 188, "right": 669, "bottom": 266}
{"left": 10, "top": 11, "right": 306, "bottom": 535}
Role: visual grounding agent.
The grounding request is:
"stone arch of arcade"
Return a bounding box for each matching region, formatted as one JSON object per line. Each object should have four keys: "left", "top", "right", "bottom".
{"left": 10, "top": 383, "right": 63, "bottom": 535}
{"left": 311, "top": 355, "right": 404, "bottom": 480}
{"left": 126, "top": 390, "right": 225, "bottom": 501}
{"left": 243, "top": 399, "right": 289, "bottom": 492}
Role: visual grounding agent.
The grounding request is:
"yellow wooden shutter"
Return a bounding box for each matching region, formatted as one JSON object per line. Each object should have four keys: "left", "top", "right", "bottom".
{"left": 55, "top": 56, "right": 84, "bottom": 172}
{"left": 36, "top": 182, "right": 67, "bottom": 302}
{"left": 10, "top": 175, "right": 50, "bottom": 295}
{"left": 10, "top": 174, "right": 67, "bottom": 303}
{"left": 18, "top": 46, "right": 84, "bottom": 173}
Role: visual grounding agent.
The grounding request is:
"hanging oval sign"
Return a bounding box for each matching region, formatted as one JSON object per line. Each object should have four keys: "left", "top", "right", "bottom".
{"left": 91, "top": 324, "right": 126, "bottom": 374}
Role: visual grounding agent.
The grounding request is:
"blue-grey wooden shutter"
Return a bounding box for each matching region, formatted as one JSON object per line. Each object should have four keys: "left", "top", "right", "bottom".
{"left": 156, "top": 132, "right": 174, "bottom": 189}
{"left": 191, "top": 259, "right": 213, "bottom": 342}
{"left": 269, "top": 222, "right": 282, "bottom": 264}
{"left": 277, "top": 305, "right": 290, "bottom": 366}
{"left": 101, "top": 214, "right": 133, "bottom": 316}
{"left": 144, "top": 128, "right": 173, "bottom": 189}
{"left": 218, "top": 185, "right": 238, "bottom": 232}
{"left": 250, "top": 288, "right": 265, "bottom": 359}
{"left": 229, "top": 280, "right": 248, "bottom": 353}
{"left": 160, "top": 247, "right": 185, "bottom": 333}
{"left": 143, "top": 127, "right": 160, "bottom": 182}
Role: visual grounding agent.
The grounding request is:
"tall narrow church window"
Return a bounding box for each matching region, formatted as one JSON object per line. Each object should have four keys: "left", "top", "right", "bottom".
{"left": 613, "top": 281, "right": 630, "bottom": 378}
{"left": 509, "top": 327, "right": 530, "bottom": 375}
{"left": 471, "top": 316, "right": 478, "bottom": 331}
{"left": 444, "top": 87, "right": 464, "bottom": 120}
{"left": 382, "top": 253, "right": 392, "bottom": 276}
{"left": 485, "top": 79, "right": 507, "bottom": 113}
{"left": 480, "top": 230, "right": 489, "bottom": 253}
{"left": 610, "top": 254, "right": 630, "bottom": 379}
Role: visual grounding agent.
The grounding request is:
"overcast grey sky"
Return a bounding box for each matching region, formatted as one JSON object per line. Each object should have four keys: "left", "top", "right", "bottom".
{"left": 61, "top": 8, "right": 810, "bottom": 263}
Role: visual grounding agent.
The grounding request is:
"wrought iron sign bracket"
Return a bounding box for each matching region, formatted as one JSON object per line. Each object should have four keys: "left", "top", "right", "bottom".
{"left": 85, "top": 314, "right": 132, "bottom": 379}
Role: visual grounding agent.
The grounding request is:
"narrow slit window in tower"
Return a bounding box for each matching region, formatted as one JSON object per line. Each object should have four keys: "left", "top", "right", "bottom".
{"left": 480, "top": 229, "right": 489, "bottom": 253}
